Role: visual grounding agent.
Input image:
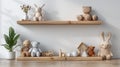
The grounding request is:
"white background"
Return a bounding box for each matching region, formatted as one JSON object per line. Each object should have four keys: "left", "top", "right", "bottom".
{"left": 0, "top": 0, "right": 120, "bottom": 58}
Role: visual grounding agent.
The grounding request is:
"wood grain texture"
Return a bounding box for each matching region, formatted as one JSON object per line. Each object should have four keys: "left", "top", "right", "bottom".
{"left": 17, "top": 21, "right": 102, "bottom": 25}
{"left": 66, "top": 57, "right": 103, "bottom": 61}
{"left": 16, "top": 56, "right": 103, "bottom": 61}
{"left": 17, "top": 56, "right": 65, "bottom": 61}
{"left": 0, "top": 59, "right": 119, "bottom": 67}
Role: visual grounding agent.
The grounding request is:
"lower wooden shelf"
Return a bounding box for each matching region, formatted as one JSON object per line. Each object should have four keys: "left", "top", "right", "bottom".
{"left": 16, "top": 56, "right": 103, "bottom": 61}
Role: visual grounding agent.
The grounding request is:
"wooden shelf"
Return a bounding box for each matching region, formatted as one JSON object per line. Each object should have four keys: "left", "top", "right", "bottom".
{"left": 16, "top": 56, "right": 103, "bottom": 61}
{"left": 17, "top": 21, "right": 102, "bottom": 25}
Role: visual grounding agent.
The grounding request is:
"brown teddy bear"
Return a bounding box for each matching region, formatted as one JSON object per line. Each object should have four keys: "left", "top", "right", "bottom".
{"left": 21, "top": 40, "right": 31, "bottom": 57}
{"left": 87, "top": 46, "right": 95, "bottom": 57}
{"left": 77, "top": 6, "right": 98, "bottom": 21}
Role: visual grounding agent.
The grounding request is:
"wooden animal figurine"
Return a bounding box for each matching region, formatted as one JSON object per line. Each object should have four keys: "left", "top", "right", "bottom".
{"left": 59, "top": 49, "right": 65, "bottom": 57}
{"left": 77, "top": 6, "right": 98, "bottom": 21}
{"left": 98, "top": 32, "right": 113, "bottom": 60}
{"left": 29, "top": 41, "right": 42, "bottom": 57}
{"left": 87, "top": 46, "right": 95, "bottom": 57}
{"left": 21, "top": 40, "right": 31, "bottom": 57}
{"left": 41, "top": 51, "right": 54, "bottom": 57}
{"left": 33, "top": 4, "right": 45, "bottom": 21}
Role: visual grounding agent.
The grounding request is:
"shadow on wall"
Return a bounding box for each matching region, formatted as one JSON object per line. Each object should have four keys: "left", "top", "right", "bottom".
{"left": 12, "top": 0, "right": 27, "bottom": 4}
{"left": 1, "top": 9, "right": 19, "bottom": 28}
{"left": 44, "top": 11, "right": 60, "bottom": 20}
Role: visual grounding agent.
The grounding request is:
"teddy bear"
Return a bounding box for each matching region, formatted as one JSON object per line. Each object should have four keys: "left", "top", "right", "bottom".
{"left": 21, "top": 40, "right": 31, "bottom": 57}
{"left": 77, "top": 6, "right": 98, "bottom": 21}
{"left": 29, "top": 41, "right": 42, "bottom": 57}
{"left": 87, "top": 46, "right": 95, "bottom": 57}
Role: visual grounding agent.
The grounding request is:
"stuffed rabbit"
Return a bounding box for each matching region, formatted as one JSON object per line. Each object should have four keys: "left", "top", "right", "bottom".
{"left": 98, "top": 32, "right": 113, "bottom": 60}
{"left": 33, "top": 4, "right": 45, "bottom": 21}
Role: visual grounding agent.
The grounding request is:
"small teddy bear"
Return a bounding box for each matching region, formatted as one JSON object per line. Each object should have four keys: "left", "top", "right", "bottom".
{"left": 29, "top": 41, "right": 42, "bottom": 57}
{"left": 87, "top": 46, "right": 95, "bottom": 57}
{"left": 77, "top": 6, "right": 98, "bottom": 21}
{"left": 21, "top": 40, "right": 31, "bottom": 57}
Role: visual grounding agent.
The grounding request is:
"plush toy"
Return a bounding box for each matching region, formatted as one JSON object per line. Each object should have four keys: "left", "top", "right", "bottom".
{"left": 98, "top": 32, "right": 113, "bottom": 60}
{"left": 21, "top": 40, "right": 31, "bottom": 57}
{"left": 82, "top": 6, "right": 92, "bottom": 21}
{"left": 33, "top": 4, "right": 45, "bottom": 21}
{"left": 92, "top": 15, "right": 98, "bottom": 21}
{"left": 77, "top": 6, "right": 98, "bottom": 21}
{"left": 29, "top": 41, "right": 42, "bottom": 57}
{"left": 87, "top": 46, "right": 95, "bottom": 57}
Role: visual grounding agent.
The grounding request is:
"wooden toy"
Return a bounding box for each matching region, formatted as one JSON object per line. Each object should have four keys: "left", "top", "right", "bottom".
{"left": 98, "top": 32, "right": 113, "bottom": 60}
{"left": 21, "top": 40, "right": 31, "bottom": 57}
{"left": 59, "top": 49, "right": 66, "bottom": 57}
{"left": 77, "top": 42, "right": 88, "bottom": 57}
{"left": 87, "top": 46, "right": 95, "bottom": 57}
{"left": 81, "top": 51, "right": 88, "bottom": 57}
{"left": 77, "top": 6, "right": 98, "bottom": 21}
{"left": 41, "top": 51, "right": 54, "bottom": 57}
{"left": 33, "top": 4, "right": 45, "bottom": 21}
{"left": 29, "top": 41, "right": 42, "bottom": 57}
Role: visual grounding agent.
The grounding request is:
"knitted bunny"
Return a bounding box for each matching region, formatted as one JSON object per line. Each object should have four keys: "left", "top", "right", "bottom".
{"left": 33, "top": 4, "right": 45, "bottom": 21}
{"left": 98, "top": 32, "right": 113, "bottom": 60}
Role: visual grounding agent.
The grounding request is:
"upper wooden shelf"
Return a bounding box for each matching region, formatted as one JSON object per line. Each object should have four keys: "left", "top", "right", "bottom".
{"left": 17, "top": 21, "right": 102, "bottom": 25}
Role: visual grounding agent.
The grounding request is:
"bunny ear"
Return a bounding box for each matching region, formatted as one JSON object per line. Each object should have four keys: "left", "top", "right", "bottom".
{"left": 106, "top": 32, "right": 111, "bottom": 41}
{"left": 41, "top": 4, "right": 45, "bottom": 8}
{"left": 34, "top": 4, "right": 38, "bottom": 8}
{"left": 100, "top": 32, "right": 105, "bottom": 41}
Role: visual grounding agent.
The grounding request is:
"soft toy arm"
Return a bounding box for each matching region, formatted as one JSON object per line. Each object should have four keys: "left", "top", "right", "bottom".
{"left": 39, "top": 48, "right": 42, "bottom": 53}
{"left": 110, "top": 52, "right": 113, "bottom": 56}
{"left": 29, "top": 48, "right": 32, "bottom": 53}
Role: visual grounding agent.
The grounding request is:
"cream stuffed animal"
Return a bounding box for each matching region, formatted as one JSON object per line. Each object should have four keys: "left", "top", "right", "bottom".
{"left": 98, "top": 32, "right": 113, "bottom": 60}
{"left": 33, "top": 4, "right": 45, "bottom": 21}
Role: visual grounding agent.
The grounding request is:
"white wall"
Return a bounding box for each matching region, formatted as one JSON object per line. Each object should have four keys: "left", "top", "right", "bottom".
{"left": 0, "top": 0, "right": 120, "bottom": 58}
